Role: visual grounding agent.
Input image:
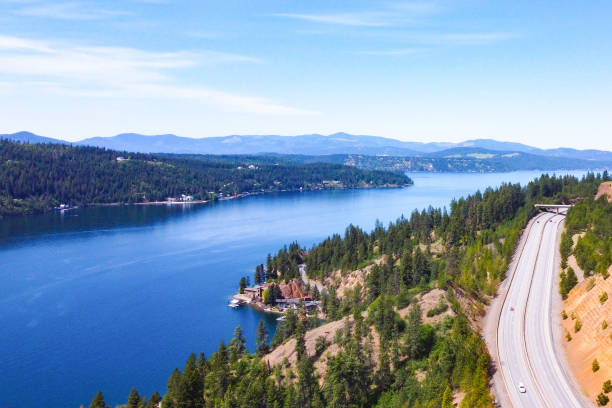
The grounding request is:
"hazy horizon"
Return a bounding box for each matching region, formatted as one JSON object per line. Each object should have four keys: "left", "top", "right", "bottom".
{"left": 1, "top": 1, "right": 611, "bottom": 150}
{"left": 5, "top": 129, "right": 612, "bottom": 152}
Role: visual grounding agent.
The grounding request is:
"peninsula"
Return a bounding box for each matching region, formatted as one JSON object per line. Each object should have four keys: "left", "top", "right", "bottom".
{"left": 0, "top": 140, "right": 412, "bottom": 217}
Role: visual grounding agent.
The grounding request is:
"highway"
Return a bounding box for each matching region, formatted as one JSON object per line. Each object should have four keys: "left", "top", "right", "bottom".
{"left": 497, "top": 211, "right": 587, "bottom": 407}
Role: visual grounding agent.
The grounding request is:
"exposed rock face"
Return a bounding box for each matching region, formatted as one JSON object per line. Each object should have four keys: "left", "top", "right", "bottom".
{"left": 279, "top": 279, "right": 307, "bottom": 299}
{"left": 595, "top": 181, "right": 612, "bottom": 202}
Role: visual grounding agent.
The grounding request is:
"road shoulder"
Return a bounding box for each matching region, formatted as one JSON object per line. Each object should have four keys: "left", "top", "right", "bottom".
{"left": 550, "top": 219, "right": 595, "bottom": 407}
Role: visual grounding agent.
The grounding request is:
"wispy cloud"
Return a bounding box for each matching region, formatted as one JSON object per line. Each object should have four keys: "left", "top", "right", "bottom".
{"left": 273, "top": 12, "right": 391, "bottom": 27}
{"left": 0, "top": 35, "right": 315, "bottom": 115}
{"left": 273, "top": 2, "right": 440, "bottom": 27}
{"left": 14, "top": 2, "right": 129, "bottom": 20}
{"left": 274, "top": 3, "right": 517, "bottom": 48}
{"left": 0, "top": 35, "right": 52, "bottom": 52}
{"left": 414, "top": 32, "right": 518, "bottom": 45}
{"left": 388, "top": 1, "right": 441, "bottom": 14}
{"left": 353, "top": 48, "right": 422, "bottom": 56}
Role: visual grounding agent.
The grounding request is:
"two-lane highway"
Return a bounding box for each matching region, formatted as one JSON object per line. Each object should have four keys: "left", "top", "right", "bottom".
{"left": 497, "top": 212, "right": 587, "bottom": 407}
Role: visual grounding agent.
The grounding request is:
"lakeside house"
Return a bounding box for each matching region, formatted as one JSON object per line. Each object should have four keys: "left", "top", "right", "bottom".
{"left": 243, "top": 283, "right": 272, "bottom": 302}
{"left": 237, "top": 279, "right": 320, "bottom": 313}
{"left": 165, "top": 194, "right": 195, "bottom": 203}
{"left": 275, "top": 297, "right": 319, "bottom": 311}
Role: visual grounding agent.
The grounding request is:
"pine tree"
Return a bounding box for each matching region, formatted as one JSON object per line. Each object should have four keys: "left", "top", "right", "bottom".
{"left": 146, "top": 392, "right": 161, "bottom": 408}
{"left": 182, "top": 353, "right": 204, "bottom": 407}
{"left": 229, "top": 325, "right": 247, "bottom": 362}
{"left": 126, "top": 387, "right": 141, "bottom": 408}
{"left": 204, "top": 342, "right": 229, "bottom": 402}
{"left": 266, "top": 253, "right": 273, "bottom": 279}
{"left": 441, "top": 385, "right": 453, "bottom": 408}
{"left": 376, "top": 347, "right": 392, "bottom": 391}
{"left": 295, "top": 320, "right": 317, "bottom": 408}
{"left": 88, "top": 391, "right": 107, "bottom": 408}
{"left": 566, "top": 267, "right": 578, "bottom": 293}
{"left": 405, "top": 304, "right": 423, "bottom": 359}
{"left": 256, "top": 320, "right": 269, "bottom": 355}
{"left": 163, "top": 368, "right": 182, "bottom": 408}
{"left": 297, "top": 357, "right": 317, "bottom": 408}
{"left": 295, "top": 321, "right": 306, "bottom": 361}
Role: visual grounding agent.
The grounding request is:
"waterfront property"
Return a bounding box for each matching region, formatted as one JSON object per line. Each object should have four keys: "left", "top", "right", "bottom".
{"left": 236, "top": 280, "right": 320, "bottom": 314}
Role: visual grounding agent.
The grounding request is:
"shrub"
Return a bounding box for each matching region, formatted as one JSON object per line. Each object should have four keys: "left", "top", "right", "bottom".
{"left": 603, "top": 380, "right": 612, "bottom": 394}
{"left": 598, "top": 393, "right": 609, "bottom": 406}
{"left": 561, "top": 310, "right": 568, "bottom": 320}
{"left": 593, "top": 359, "right": 600, "bottom": 372}
{"left": 426, "top": 300, "right": 449, "bottom": 317}
{"left": 600, "top": 292, "right": 609, "bottom": 304}
{"left": 587, "top": 279, "right": 596, "bottom": 291}
{"left": 314, "top": 336, "right": 329, "bottom": 356}
{"left": 604, "top": 321, "right": 609, "bottom": 330}
{"left": 566, "top": 332, "right": 572, "bottom": 342}
{"left": 574, "top": 319, "right": 582, "bottom": 333}
{"left": 571, "top": 312, "right": 577, "bottom": 320}
{"left": 333, "top": 329, "right": 343, "bottom": 345}
{"left": 560, "top": 268, "right": 578, "bottom": 298}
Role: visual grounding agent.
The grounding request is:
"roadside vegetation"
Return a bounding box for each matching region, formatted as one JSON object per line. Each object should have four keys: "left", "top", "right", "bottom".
{"left": 558, "top": 178, "right": 612, "bottom": 405}
{"left": 88, "top": 172, "right": 606, "bottom": 407}
{"left": 562, "top": 189, "right": 612, "bottom": 281}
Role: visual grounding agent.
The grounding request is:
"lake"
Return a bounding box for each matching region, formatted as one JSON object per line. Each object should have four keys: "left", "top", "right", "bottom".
{"left": 0, "top": 170, "right": 589, "bottom": 408}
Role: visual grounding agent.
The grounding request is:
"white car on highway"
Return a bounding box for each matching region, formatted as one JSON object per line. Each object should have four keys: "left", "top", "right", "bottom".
{"left": 518, "top": 382, "right": 526, "bottom": 393}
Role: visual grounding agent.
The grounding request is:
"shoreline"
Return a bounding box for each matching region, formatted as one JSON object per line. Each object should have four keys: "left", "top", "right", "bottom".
{"left": 1, "top": 184, "right": 410, "bottom": 219}
{"left": 75, "top": 184, "right": 413, "bottom": 210}
{"left": 232, "top": 294, "right": 284, "bottom": 315}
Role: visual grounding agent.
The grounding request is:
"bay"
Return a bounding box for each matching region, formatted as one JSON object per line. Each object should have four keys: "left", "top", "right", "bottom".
{"left": 0, "top": 170, "right": 588, "bottom": 407}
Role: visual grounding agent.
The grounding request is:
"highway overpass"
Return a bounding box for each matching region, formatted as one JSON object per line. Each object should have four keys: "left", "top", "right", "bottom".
{"left": 534, "top": 204, "right": 572, "bottom": 214}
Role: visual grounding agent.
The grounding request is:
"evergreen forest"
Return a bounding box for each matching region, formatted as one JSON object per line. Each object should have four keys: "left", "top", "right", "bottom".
{"left": 89, "top": 172, "right": 607, "bottom": 408}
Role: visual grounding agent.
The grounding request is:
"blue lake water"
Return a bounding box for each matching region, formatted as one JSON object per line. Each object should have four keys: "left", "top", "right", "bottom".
{"left": 0, "top": 170, "right": 589, "bottom": 407}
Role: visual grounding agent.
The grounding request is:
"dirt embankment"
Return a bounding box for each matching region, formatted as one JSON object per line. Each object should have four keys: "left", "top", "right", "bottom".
{"left": 263, "top": 287, "right": 454, "bottom": 383}
{"left": 595, "top": 181, "right": 612, "bottom": 202}
{"left": 561, "top": 271, "right": 612, "bottom": 403}
{"left": 569, "top": 232, "right": 587, "bottom": 281}
{"left": 308, "top": 256, "right": 385, "bottom": 298}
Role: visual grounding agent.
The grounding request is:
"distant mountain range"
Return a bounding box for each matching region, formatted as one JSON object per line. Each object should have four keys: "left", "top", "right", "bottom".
{"left": 2, "top": 131, "right": 611, "bottom": 171}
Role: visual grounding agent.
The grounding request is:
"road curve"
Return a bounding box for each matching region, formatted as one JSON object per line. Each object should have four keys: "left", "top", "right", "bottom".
{"left": 497, "top": 212, "right": 586, "bottom": 407}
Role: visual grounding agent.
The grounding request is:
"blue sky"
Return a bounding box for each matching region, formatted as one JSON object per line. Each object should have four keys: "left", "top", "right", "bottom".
{"left": 0, "top": 0, "right": 611, "bottom": 149}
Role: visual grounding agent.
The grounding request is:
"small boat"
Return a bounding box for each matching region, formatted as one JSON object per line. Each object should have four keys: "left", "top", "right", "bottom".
{"left": 276, "top": 316, "right": 286, "bottom": 321}
{"left": 228, "top": 299, "right": 242, "bottom": 308}
{"left": 264, "top": 307, "right": 273, "bottom": 313}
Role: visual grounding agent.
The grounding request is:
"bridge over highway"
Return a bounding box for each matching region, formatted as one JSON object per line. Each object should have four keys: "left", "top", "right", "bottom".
{"left": 534, "top": 204, "right": 573, "bottom": 214}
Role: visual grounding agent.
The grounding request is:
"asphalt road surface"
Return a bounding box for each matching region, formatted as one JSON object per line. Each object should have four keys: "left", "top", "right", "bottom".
{"left": 497, "top": 212, "right": 586, "bottom": 407}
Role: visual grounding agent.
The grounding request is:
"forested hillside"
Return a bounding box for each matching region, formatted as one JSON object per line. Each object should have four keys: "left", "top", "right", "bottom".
{"left": 337, "top": 152, "right": 609, "bottom": 173}
{"left": 0, "top": 140, "right": 411, "bottom": 217}
{"left": 174, "top": 152, "right": 609, "bottom": 173}
{"left": 91, "top": 173, "right": 607, "bottom": 408}
{"left": 559, "top": 187, "right": 612, "bottom": 298}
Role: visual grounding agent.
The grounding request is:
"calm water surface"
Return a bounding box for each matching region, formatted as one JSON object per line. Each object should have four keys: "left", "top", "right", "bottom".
{"left": 0, "top": 171, "right": 588, "bottom": 407}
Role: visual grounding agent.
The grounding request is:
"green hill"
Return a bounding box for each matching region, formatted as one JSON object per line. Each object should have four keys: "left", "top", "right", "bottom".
{"left": 0, "top": 140, "right": 412, "bottom": 216}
